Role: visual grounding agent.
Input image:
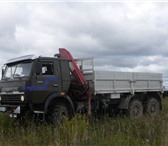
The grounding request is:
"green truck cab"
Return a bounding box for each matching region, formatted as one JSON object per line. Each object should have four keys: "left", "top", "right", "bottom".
{"left": 0, "top": 54, "right": 75, "bottom": 123}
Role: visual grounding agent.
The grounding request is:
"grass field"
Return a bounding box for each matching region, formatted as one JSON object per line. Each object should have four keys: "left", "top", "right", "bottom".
{"left": 1, "top": 98, "right": 168, "bottom": 146}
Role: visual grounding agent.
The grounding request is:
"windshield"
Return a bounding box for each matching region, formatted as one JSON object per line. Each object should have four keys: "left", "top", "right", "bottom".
{"left": 3, "top": 62, "right": 32, "bottom": 79}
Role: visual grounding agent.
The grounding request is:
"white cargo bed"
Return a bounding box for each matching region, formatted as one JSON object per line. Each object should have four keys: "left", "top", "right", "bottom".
{"left": 86, "top": 71, "right": 163, "bottom": 95}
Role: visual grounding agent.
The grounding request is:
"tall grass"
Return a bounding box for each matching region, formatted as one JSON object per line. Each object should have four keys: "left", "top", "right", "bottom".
{"left": 1, "top": 98, "right": 168, "bottom": 146}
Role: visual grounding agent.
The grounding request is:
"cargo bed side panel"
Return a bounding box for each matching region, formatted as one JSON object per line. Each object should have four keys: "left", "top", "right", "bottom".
{"left": 93, "top": 71, "right": 163, "bottom": 94}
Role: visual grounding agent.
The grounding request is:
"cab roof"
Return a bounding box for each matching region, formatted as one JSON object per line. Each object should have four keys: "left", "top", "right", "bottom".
{"left": 6, "top": 54, "right": 69, "bottom": 64}
{"left": 6, "top": 54, "right": 39, "bottom": 64}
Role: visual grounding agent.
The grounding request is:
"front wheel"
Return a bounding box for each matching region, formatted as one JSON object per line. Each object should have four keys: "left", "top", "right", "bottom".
{"left": 46, "top": 103, "right": 69, "bottom": 126}
{"left": 127, "top": 99, "right": 143, "bottom": 118}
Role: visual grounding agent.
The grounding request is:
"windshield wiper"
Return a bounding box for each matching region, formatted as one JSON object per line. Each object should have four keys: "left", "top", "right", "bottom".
{"left": 3, "top": 76, "right": 10, "bottom": 80}
{"left": 13, "top": 74, "right": 23, "bottom": 80}
{"left": 14, "top": 74, "right": 21, "bottom": 77}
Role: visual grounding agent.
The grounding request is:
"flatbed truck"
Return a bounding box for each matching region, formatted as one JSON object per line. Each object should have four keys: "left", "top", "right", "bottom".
{"left": 0, "top": 48, "right": 164, "bottom": 124}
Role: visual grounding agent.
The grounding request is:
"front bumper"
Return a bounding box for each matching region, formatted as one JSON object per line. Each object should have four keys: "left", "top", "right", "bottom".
{"left": 0, "top": 92, "right": 26, "bottom": 116}
{"left": 0, "top": 105, "right": 21, "bottom": 114}
{"left": 0, "top": 105, "right": 21, "bottom": 118}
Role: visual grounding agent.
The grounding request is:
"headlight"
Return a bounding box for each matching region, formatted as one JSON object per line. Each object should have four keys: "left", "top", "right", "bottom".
{"left": 21, "top": 96, "right": 24, "bottom": 101}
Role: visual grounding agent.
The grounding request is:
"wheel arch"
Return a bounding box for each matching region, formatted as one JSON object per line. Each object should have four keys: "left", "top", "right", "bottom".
{"left": 118, "top": 94, "right": 134, "bottom": 109}
{"left": 44, "top": 92, "right": 75, "bottom": 116}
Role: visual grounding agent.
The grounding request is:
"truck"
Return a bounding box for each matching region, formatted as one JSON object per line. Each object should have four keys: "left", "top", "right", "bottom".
{"left": 0, "top": 48, "right": 164, "bottom": 124}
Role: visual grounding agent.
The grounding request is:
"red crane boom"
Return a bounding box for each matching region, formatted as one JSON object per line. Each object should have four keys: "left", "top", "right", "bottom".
{"left": 59, "top": 48, "right": 88, "bottom": 88}
{"left": 58, "top": 48, "right": 92, "bottom": 115}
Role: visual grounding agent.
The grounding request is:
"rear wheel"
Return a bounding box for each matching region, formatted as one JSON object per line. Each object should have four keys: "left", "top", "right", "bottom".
{"left": 127, "top": 99, "right": 143, "bottom": 118}
{"left": 145, "top": 97, "right": 160, "bottom": 116}
{"left": 47, "top": 103, "right": 69, "bottom": 126}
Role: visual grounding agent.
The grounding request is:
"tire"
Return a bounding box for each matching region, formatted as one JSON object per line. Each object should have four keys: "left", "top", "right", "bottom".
{"left": 47, "top": 103, "right": 69, "bottom": 126}
{"left": 127, "top": 99, "right": 143, "bottom": 118}
{"left": 145, "top": 97, "right": 160, "bottom": 116}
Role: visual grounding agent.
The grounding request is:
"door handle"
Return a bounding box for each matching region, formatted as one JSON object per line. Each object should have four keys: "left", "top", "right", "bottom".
{"left": 37, "top": 81, "right": 43, "bottom": 83}
{"left": 52, "top": 84, "right": 58, "bottom": 87}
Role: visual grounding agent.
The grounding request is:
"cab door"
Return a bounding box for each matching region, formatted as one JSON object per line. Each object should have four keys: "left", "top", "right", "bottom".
{"left": 30, "top": 60, "right": 62, "bottom": 104}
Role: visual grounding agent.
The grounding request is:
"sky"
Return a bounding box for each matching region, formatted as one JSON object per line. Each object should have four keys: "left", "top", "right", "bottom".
{"left": 1, "top": 1, "right": 168, "bottom": 86}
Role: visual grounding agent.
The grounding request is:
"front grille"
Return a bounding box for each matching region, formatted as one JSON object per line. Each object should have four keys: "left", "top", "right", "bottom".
{"left": 1, "top": 95, "right": 21, "bottom": 103}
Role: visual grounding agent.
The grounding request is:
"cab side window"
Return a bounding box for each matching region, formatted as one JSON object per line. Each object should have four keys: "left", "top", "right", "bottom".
{"left": 41, "top": 63, "right": 54, "bottom": 75}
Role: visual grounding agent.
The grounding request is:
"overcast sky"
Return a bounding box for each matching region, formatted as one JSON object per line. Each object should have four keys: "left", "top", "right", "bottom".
{"left": 1, "top": 1, "right": 168, "bottom": 86}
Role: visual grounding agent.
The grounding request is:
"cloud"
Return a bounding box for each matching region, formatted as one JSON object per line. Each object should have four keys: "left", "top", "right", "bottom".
{"left": 0, "top": 2, "right": 168, "bottom": 87}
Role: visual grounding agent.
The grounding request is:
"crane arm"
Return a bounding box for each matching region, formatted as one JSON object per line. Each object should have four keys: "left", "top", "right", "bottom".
{"left": 58, "top": 48, "right": 92, "bottom": 116}
{"left": 59, "top": 48, "right": 89, "bottom": 88}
